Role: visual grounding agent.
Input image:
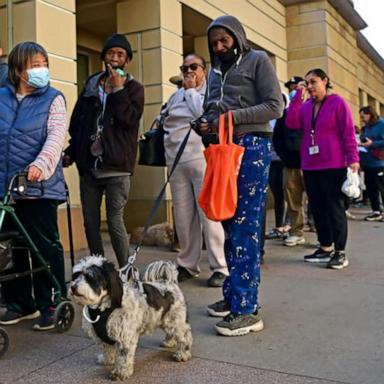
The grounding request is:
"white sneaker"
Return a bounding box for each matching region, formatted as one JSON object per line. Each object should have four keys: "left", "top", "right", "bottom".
{"left": 345, "top": 210, "right": 356, "bottom": 220}
{"left": 284, "top": 235, "right": 305, "bottom": 247}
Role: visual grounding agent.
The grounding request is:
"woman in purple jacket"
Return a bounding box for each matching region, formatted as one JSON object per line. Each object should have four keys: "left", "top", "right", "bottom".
{"left": 286, "top": 68, "right": 359, "bottom": 270}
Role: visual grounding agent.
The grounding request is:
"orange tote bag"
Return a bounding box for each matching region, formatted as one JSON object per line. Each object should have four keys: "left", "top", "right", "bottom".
{"left": 198, "top": 111, "right": 245, "bottom": 221}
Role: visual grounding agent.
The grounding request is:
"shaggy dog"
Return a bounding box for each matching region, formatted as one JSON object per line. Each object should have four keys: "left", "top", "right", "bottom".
{"left": 69, "top": 256, "right": 192, "bottom": 381}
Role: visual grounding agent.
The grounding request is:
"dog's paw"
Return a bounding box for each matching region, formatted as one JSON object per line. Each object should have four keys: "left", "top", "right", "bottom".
{"left": 108, "top": 371, "right": 120, "bottom": 381}
{"left": 108, "top": 370, "right": 128, "bottom": 381}
{"left": 108, "top": 368, "right": 133, "bottom": 381}
{"left": 173, "top": 350, "right": 192, "bottom": 362}
{"left": 96, "top": 352, "right": 114, "bottom": 366}
{"left": 161, "top": 338, "right": 177, "bottom": 348}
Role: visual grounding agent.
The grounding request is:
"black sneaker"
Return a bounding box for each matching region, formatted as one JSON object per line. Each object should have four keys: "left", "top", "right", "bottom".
{"left": 177, "top": 266, "right": 196, "bottom": 282}
{"left": 304, "top": 248, "right": 333, "bottom": 263}
{"left": 207, "top": 272, "right": 226, "bottom": 287}
{"left": 32, "top": 307, "right": 55, "bottom": 331}
{"left": 265, "top": 228, "right": 284, "bottom": 240}
{"left": 207, "top": 300, "right": 230, "bottom": 317}
{"left": 215, "top": 312, "right": 264, "bottom": 336}
{"left": 364, "top": 212, "right": 383, "bottom": 221}
{"left": 327, "top": 251, "right": 349, "bottom": 270}
{"left": 0, "top": 310, "right": 40, "bottom": 325}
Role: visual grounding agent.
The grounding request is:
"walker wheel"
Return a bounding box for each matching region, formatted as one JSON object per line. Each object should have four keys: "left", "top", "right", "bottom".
{"left": 0, "top": 327, "right": 9, "bottom": 358}
{"left": 54, "top": 301, "right": 75, "bottom": 333}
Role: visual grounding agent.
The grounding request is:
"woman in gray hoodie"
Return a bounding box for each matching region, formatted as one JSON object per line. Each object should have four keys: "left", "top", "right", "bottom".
{"left": 200, "top": 15, "right": 283, "bottom": 336}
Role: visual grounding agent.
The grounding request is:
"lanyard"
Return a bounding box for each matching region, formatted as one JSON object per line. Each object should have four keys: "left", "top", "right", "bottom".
{"left": 96, "top": 83, "right": 108, "bottom": 136}
{"left": 310, "top": 97, "right": 326, "bottom": 146}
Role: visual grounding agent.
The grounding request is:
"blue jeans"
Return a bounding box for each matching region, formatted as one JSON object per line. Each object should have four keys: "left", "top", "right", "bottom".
{"left": 222, "top": 134, "right": 271, "bottom": 315}
{"left": 80, "top": 174, "right": 130, "bottom": 267}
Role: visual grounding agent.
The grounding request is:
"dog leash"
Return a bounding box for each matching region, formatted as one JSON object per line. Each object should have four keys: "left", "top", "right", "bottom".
{"left": 119, "top": 126, "right": 193, "bottom": 281}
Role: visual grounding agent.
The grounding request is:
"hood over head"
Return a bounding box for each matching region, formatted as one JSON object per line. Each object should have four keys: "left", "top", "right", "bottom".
{"left": 207, "top": 15, "right": 250, "bottom": 66}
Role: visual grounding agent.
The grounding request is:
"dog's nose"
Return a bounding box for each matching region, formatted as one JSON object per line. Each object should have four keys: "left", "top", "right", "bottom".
{"left": 70, "top": 284, "right": 77, "bottom": 295}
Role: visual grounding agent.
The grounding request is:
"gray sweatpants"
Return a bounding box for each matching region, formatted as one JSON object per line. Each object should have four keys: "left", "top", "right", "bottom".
{"left": 168, "top": 158, "right": 228, "bottom": 276}
{"left": 80, "top": 174, "right": 130, "bottom": 267}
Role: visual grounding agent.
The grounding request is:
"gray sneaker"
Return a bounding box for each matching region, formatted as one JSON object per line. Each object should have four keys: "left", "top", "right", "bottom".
{"left": 215, "top": 312, "right": 264, "bottom": 336}
{"left": 0, "top": 310, "right": 40, "bottom": 325}
{"left": 207, "top": 300, "right": 230, "bottom": 317}
{"left": 284, "top": 235, "right": 305, "bottom": 247}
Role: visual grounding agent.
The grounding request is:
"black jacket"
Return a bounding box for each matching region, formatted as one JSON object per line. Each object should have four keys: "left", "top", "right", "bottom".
{"left": 272, "top": 109, "right": 301, "bottom": 169}
{"left": 65, "top": 72, "right": 144, "bottom": 175}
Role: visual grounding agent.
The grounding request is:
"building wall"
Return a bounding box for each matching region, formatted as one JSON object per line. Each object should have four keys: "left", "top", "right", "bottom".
{"left": 286, "top": 0, "right": 361, "bottom": 120}
{"left": 1, "top": 0, "right": 384, "bottom": 239}
{"left": 356, "top": 47, "right": 384, "bottom": 114}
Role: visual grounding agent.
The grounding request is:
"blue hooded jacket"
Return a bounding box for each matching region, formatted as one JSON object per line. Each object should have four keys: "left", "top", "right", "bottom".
{"left": 361, "top": 118, "right": 384, "bottom": 168}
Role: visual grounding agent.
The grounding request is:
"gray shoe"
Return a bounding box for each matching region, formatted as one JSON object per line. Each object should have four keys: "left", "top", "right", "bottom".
{"left": 207, "top": 272, "right": 226, "bottom": 287}
{"left": 0, "top": 310, "right": 40, "bottom": 325}
{"left": 215, "top": 312, "right": 264, "bottom": 336}
{"left": 284, "top": 235, "right": 305, "bottom": 247}
{"left": 207, "top": 300, "right": 230, "bottom": 317}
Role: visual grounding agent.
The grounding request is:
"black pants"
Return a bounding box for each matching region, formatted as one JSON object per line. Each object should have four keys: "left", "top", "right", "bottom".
{"left": 364, "top": 167, "right": 384, "bottom": 212}
{"left": 2, "top": 199, "right": 66, "bottom": 314}
{"left": 269, "top": 161, "right": 286, "bottom": 228}
{"left": 303, "top": 168, "right": 347, "bottom": 251}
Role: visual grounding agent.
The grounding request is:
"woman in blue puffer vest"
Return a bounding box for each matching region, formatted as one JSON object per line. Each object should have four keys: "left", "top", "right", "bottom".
{"left": 0, "top": 42, "right": 67, "bottom": 331}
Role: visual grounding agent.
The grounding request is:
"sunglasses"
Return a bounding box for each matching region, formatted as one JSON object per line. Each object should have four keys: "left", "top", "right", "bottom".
{"left": 179, "top": 63, "right": 205, "bottom": 73}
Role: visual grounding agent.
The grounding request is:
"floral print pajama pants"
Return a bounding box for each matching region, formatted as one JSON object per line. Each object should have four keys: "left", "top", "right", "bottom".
{"left": 222, "top": 134, "right": 271, "bottom": 315}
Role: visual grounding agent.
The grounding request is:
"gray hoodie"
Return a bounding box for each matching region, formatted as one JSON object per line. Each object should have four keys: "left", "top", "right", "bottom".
{"left": 203, "top": 15, "right": 283, "bottom": 136}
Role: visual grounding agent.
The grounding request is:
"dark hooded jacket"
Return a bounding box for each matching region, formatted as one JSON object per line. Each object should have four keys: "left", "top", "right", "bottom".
{"left": 203, "top": 15, "right": 283, "bottom": 136}
{"left": 0, "top": 62, "right": 8, "bottom": 87}
{"left": 65, "top": 71, "right": 144, "bottom": 175}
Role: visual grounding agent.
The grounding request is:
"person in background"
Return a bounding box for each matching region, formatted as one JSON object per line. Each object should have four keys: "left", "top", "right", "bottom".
{"left": 0, "top": 44, "right": 8, "bottom": 86}
{"left": 285, "top": 76, "right": 316, "bottom": 233}
{"left": 0, "top": 42, "right": 67, "bottom": 330}
{"left": 64, "top": 34, "right": 144, "bottom": 268}
{"left": 273, "top": 90, "right": 306, "bottom": 247}
{"left": 163, "top": 53, "right": 228, "bottom": 287}
{"left": 265, "top": 120, "right": 290, "bottom": 241}
{"left": 197, "top": 15, "right": 283, "bottom": 336}
{"left": 359, "top": 106, "right": 384, "bottom": 221}
{"left": 286, "top": 68, "right": 359, "bottom": 270}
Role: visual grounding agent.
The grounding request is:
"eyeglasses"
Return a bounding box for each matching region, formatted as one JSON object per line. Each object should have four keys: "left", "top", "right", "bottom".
{"left": 179, "top": 63, "right": 205, "bottom": 73}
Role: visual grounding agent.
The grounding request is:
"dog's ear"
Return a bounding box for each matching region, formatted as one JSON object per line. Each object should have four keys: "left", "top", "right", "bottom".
{"left": 102, "top": 261, "right": 123, "bottom": 308}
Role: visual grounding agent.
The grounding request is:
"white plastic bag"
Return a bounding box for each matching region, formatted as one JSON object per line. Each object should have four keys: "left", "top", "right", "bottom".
{"left": 341, "top": 168, "right": 361, "bottom": 199}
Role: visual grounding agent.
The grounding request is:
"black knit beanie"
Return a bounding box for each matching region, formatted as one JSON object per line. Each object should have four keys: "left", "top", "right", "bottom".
{"left": 101, "top": 34, "right": 133, "bottom": 61}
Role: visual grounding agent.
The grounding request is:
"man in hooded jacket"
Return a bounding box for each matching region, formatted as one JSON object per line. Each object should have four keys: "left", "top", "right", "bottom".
{"left": 201, "top": 15, "right": 283, "bottom": 336}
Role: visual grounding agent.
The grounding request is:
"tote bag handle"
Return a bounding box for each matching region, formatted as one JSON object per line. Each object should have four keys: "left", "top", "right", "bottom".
{"left": 218, "top": 111, "right": 234, "bottom": 144}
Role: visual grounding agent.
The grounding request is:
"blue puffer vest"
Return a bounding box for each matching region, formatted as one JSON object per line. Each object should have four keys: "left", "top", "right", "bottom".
{"left": 0, "top": 83, "right": 66, "bottom": 201}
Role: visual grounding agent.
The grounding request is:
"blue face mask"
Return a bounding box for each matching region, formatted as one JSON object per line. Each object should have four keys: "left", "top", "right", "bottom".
{"left": 26, "top": 67, "right": 50, "bottom": 88}
{"left": 289, "top": 90, "right": 297, "bottom": 100}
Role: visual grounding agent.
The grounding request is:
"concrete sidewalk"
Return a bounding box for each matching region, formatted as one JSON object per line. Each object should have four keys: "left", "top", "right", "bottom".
{"left": 1, "top": 206, "right": 383, "bottom": 384}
